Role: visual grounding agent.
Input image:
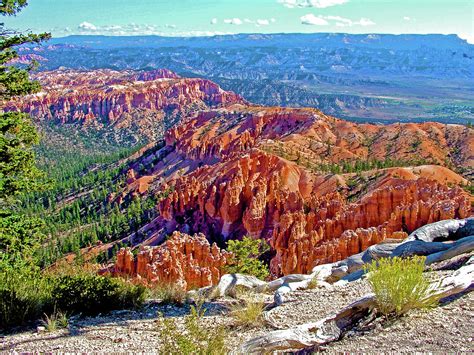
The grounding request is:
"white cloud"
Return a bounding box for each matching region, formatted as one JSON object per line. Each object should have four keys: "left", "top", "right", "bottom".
{"left": 78, "top": 21, "right": 98, "bottom": 31}
{"left": 300, "top": 15, "right": 375, "bottom": 27}
{"left": 301, "top": 14, "right": 329, "bottom": 25}
{"left": 325, "top": 15, "right": 352, "bottom": 25}
{"left": 224, "top": 18, "right": 243, "bottom": 25}
{"left": 403, "top": 16, "right": 411, "bottom": 21}
{"left": 459, "top": 33, "right": 474, "bottom": 44}
{"left": 211, "top": 17, "right": 274, "bottom": 27}
{"left": 279, "top": 0, "right": 348, "bottom": 8}
{"left": 357, "top": 17, "right": 375, "bottom": 26}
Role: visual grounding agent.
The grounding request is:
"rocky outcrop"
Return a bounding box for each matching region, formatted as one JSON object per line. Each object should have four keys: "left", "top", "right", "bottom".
{"left": 270, "top": 179, "right": 470, "bottom": 275}
{"left": 5, "top": 69, "right": 245, "bottom": 126}
{"left": 165, "top": 106, "right": 474, "bottom": 168}
{"left": 158, "top": 147, "right": 470, "bottom": 276}
{"left": 18, "top": 70, "right": 470, "bottom": 285}
{"left": 114, "top": 232, "right": 231, "bottom": 289}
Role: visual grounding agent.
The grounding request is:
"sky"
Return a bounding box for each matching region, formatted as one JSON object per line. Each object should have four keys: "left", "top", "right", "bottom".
{"left": 3, "top": 0, "right": 474, "bottom": 43}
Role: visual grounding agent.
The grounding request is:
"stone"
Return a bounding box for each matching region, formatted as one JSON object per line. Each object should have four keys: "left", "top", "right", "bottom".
{"left": 114, "top": 232, "right": 231, "bottom": 289}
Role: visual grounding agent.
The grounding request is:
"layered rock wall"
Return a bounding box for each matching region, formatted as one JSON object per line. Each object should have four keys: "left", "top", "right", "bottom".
{"left": 114, "top": 232, "right": 230, "bottom": 289}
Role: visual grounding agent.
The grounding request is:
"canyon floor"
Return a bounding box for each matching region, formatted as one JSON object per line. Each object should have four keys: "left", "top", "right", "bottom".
{"left": 2, "top": 266, "right": 472, "bottom": 353}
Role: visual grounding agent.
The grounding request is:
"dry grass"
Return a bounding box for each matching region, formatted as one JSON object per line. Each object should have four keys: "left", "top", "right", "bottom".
{"left": 366, "top": 256, "right": 438, "bottom": 317}
{"left": 148, "top": 282, "right": 187, "bottom": 305}
{"left": 229, "top": 292, "right": 265, "bottom": 328}
{"left": 156, "top": 299, "right": 227, "bottom": 354}
{"left": 307, "top": 277, "right": 318, "bottom": 289}
{"left": 42, "top": 311, "right": 69, "bottom": 332}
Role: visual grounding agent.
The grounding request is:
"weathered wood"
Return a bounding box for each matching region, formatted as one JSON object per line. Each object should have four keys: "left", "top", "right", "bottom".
{"left": 425, "top": 236, "right": 474, "bottom": 265}
{"left": 240, "top": 295, "right": 377, "bottom": 354}
{"left": 406, "top": 218, "right": 474, "bottom": 243}
{"left": 430, "top": 251, "right": 474, "bottom": 271}
{"left": 190, "top": 219, "right": 474, "bottom": 308}
{"left": 241, "top": 262, "right": 474, "bottom": 354}
{"left": 212, "top": 273, "right": 267, "bottom": 297}
{"left": 314, "top": 218, "right": 474, "bottom": 283}
{"left": 427, "top": 261, "right": 474, "bottom": 309}
{"left": 391, "top": 240, "right": 450, "bottom": 258}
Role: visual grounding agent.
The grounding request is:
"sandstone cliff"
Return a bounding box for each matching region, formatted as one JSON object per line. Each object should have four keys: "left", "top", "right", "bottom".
{"left": 114, "top": 232, "right": 230, "bottom": 289}
{"left": 152, "top": 106, "right": 472, "bottom": 277}
{"left": 22, "top": 70, "right": 470, "bottom": 282}
{"left": 5, "top": 69, "right": 245, "bottom": 142}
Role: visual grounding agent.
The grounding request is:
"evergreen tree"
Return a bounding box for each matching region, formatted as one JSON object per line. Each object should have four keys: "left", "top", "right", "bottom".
{"left": 0, "top": 1, "right": 50, "bottom": 268}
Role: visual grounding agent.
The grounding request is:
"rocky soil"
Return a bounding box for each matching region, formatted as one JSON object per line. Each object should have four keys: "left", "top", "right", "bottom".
{"left": 2, "top": 268, "right": 472, "bottom": 353}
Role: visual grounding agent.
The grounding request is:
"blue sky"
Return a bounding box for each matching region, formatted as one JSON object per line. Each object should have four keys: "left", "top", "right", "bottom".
{"left": 4, "top": 0, "right": 474, "bottom": 43}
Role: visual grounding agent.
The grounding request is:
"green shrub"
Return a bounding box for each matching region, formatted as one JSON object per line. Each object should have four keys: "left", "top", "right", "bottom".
{"left": 307, "top": 277, "right": 318, "bottom": 289}
{"left": 224, "top": 237, "right": 270, "bottom": 280}
{"left": 0, "top": 268, "right": 53, "bottom": 330}
{"left": 229, "top": 292, "right": 265, "bottom": 328}
{"left": 148, "top": 282, "right": 187, "bottom": 305}
{"left": 365, "top": 256, "right": 437, "bottom": 317}
{"left": 51, "top": 274, "right": 146, "bottom": 315}
{"left": 157, "top": 301, "right": 227, "bottom": 354}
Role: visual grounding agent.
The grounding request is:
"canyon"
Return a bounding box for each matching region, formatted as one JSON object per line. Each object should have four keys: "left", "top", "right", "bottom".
{"left": 21, "top": 33, "right": 474, "bottom": 124}
{"left": 111, "top": 103, "right": 472, "bottom": 285}
{"left": 11, "top": 69, "right": 472, "bottom": 287}
{"left": 5, "top": 69, "right": 245, "bottom": 142}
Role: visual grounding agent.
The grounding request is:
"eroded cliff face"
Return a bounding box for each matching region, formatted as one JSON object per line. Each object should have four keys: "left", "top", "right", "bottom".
{"left": 158, "top": 150, "right": 470, "bottom": 276}
{"left": 152, "top": 106, "right": 472, "bottom": 277}
{"left": 25, "top": 70, "right": 470, "bottom": 283}
{"left": 5, "top": 69, "right": 245, "bottom": 142}
{"left": 165, "top": 106, "right": 474, "bottom": 168}
{"left": 114, "top": 232, "right": 230, "bottom": 289}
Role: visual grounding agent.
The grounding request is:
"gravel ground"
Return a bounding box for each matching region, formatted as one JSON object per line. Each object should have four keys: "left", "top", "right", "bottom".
{"left": 325, "top": 290, "right": 473, "bottom": 353}
{"left": 1, "top": 270, "right": 472, "bottom": 353}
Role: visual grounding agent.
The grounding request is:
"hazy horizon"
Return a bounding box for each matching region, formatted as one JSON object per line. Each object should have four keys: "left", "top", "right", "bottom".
{"left": 5, "top": 0, "right": 473, "bottom": 43}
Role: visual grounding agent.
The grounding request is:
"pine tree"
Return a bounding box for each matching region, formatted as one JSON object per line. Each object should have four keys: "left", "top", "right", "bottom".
{"left": 0, "top": 1, "right": 50, "bottom": 268}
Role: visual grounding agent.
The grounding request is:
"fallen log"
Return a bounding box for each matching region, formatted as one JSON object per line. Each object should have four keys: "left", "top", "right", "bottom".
{"left": 241, "top": 261, "right": 474, "bottom": 353}
{"left": 189, "top": 219, "right": 474, "bottom": 307}
{"left": 314, "top": 219, "right": 474, "bottom": 283}
{"left": 406, "top": 218, "right": 474, "bottom": 243}
{"left": 425, "top": 236, "right": 474, "bottom": 265}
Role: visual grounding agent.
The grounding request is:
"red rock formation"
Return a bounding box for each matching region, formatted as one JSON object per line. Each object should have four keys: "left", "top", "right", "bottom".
{"left": 165, "top": 106, "right": 473, "bottom": 167}
{"left": 20, "top": 71, "right": 470, "bottom": 283}
{"left": 114, "top": 105, "right": 472, "bottom": 280}
{"left": 114, "top": 232, "right": 230, "bottom": 289}
{"left": 158, "top": 147, "right": 470, "bottom": 276}
{"left": 5, "top": 69, "right": 245, "bottom": 127}
{"left": 269, "top": 178, "right": 470, "bottom": 275}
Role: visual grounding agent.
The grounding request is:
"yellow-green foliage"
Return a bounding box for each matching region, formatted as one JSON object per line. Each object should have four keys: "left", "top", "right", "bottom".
{"left": 366, "top": 256, "right": 437, "bottom": 317}
{"left": 157, "top": 301, "right": 227, "bottom": 354}
{"left": 225, "top": 236, "right": 270, "bottom": 280}
{"left": 42, "top": 310, "right": 69, "bottom": 332}
{"left": 229, "top": 292, "right": 265, "bottom": 328}
{"left": 307, "top": 278, "right": 318, "bottom": 289}
{"left": 0, "top": 268, "right": 53, "bottom": 330}
{"left": 148, "top": 282, "right": 187, "bottom": 305}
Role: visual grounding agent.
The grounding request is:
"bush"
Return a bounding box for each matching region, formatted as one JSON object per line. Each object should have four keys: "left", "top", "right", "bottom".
{"left": 0, "top": 268, "right": 53, "bottom": 330}
{"left": 229, "top": 292, "right": 265, "bottom": 328}
{"left": 157, "top": 301, "right": 227, "bottom": 354}
{"left": 1, "top": 269, "right": 146, "bottom": 330}
{"left": 51, "top": 274, "right": 146, "bottom": 315}
{"left": 224, "top": 237, "right": 270, "bottom": 280}
{"left": 42, "top": 310, "right": 69, "bottom": 332}
{"left": 365, "top": 256, "right": 437, "bottom": 317}
{"left": 148, "top": 282, "right": 187, "bottom": 305}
